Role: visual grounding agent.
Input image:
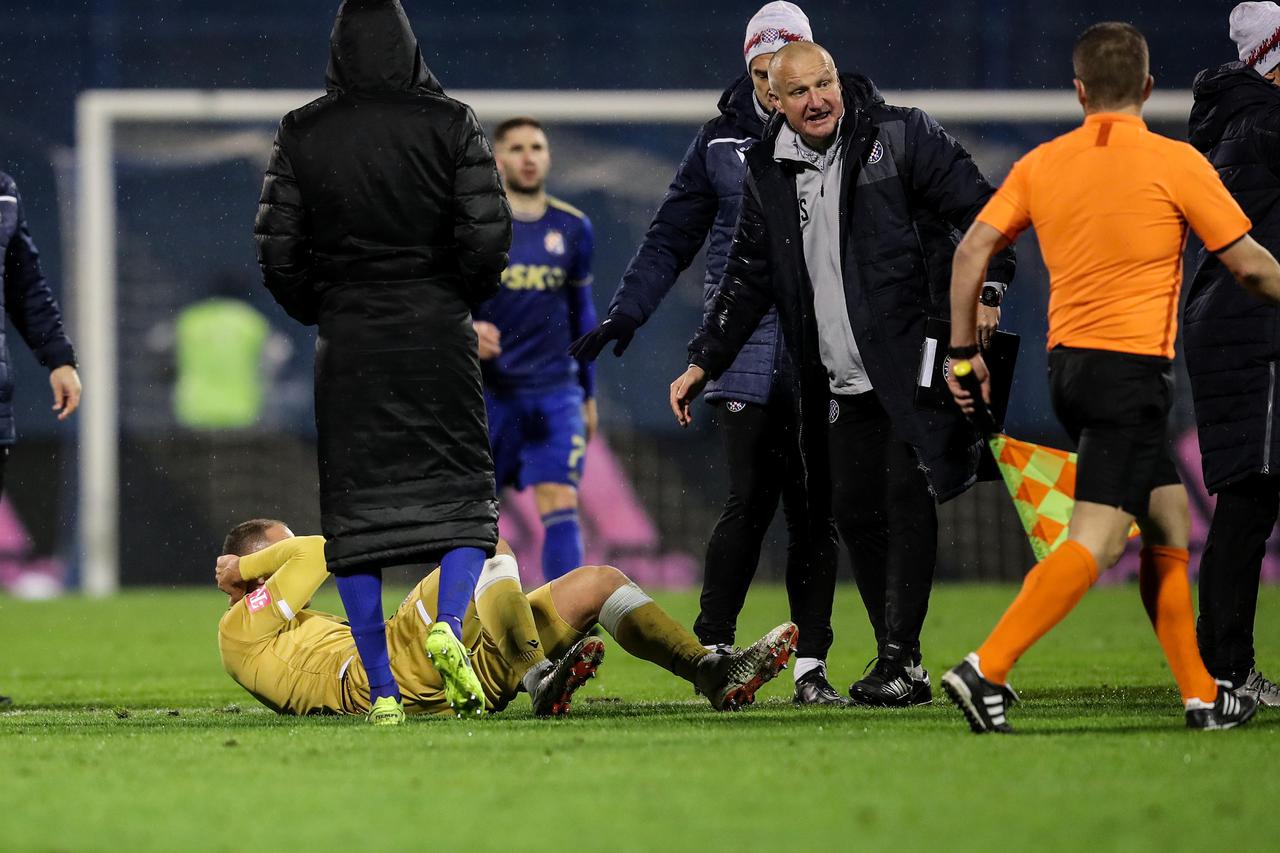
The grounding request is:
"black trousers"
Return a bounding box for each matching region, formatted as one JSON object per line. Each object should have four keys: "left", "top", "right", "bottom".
{"left": 827, "top": 391, "right": 937, "bottom": 665}
{"left": 694, "top": 388, "right": 839, "bottom": 660}
{"left": 1197, "top": 473, "right": 1279, "bottom": 684}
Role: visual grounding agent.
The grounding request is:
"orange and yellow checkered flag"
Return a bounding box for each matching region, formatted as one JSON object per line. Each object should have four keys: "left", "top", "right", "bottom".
{"left": 989, "top": 433, "right": 1140, "bottom": 560}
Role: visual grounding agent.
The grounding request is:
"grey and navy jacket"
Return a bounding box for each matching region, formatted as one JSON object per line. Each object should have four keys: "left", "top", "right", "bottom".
{"left": 1186, "top": 62, "right": 1280, "bottom": 493}
{"left": 689, "top": 74, "right": 1015, "bottom": 503}
{"left": 0, "top": 171, "right": 77, "bottom": 445}
{"left": 607, "top": 75, "right": 784, "bottom": 406}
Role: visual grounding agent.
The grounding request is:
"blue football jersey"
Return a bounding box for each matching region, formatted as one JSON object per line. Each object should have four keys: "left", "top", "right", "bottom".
{"left": 475, "top": 196, "right": 596, "bottom": 395}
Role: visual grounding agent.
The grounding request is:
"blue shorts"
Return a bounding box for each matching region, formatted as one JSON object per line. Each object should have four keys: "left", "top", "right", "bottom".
{"left": 485, "top": 385, "right": 586, "bottom": 491}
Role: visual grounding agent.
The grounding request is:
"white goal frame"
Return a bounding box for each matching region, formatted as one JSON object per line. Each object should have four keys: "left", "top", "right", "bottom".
{"left": 73, "top": 88, "right": 1194, "bottom": 595}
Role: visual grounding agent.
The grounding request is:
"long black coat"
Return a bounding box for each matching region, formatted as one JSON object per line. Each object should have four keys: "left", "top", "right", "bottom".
{"left": 689, "top": 75, "right": 1015, "bottom": 505}
{"left": 1185, "top": 62, "right": 1280, "bottom": 493}
{"left": 254, "top": 0, "right": 511, "bottom": 572}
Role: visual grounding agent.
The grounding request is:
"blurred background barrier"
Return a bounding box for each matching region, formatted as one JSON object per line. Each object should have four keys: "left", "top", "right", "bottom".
{"left": 0, "top": 1, "right": 1261, "bottom": 593}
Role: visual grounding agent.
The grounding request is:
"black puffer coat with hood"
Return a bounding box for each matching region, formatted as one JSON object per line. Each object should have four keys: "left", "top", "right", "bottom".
{"left": 254, "top": 0, "right": 511, "bottom": 572}
{"left": 1186, "top": 62, "right": 1280, "bottom": 493}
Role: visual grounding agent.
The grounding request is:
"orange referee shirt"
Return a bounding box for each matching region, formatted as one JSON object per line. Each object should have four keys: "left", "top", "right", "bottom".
{"left": 977, "top": 112, "right": 1252, "bottom": 359}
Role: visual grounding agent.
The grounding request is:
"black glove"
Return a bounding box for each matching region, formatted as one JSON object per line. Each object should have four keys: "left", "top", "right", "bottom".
{"left": 569, "top": 315, "right": 639, "bottom": 361}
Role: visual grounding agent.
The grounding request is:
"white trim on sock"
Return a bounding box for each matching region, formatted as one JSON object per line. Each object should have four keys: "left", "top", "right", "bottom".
{"left": 597, "top": 582, "right": 653, "bottom": 635}
{"left": 474, "top": 554, "right": 520, "bottom": 602}
{"left": 793, "top": 657, "right": 825, "bottom": 683}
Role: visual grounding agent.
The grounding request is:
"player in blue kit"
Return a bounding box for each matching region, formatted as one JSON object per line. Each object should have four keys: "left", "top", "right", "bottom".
{"left": 474, "top": 117, "right": 597, "bottom": 581}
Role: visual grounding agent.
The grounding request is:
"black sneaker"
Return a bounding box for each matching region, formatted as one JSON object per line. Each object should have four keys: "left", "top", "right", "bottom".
{"left": 848, "top": 657, "right": 932, "bottom": 707}
{"left": 695, "top": 622, "right": 798, "bottom": 711}
{"left": 529, "top": 636, "right": 605, "bottom": 717}
{"left": 793, "top": 668, "right": 852, "bottom": 706}
{"left": 0, "top": 693, "right": 10, "bottom": 708}
{"left": 1186, "top": 682, "right": 1258, "bottom": 730}
{"left": 941, "top": 653, "right": 1019, "bottom": 734}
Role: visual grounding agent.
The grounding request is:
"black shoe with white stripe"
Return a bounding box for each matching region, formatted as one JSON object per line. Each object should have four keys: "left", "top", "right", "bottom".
{"left": 941, "top": 653, "right": 1019, "bottom": 734}
{"left": 848, "top": 657, "right": 932, "bottom": 707}
{"left": 1186, "top": 682, "right": 1258, "bottom": 730}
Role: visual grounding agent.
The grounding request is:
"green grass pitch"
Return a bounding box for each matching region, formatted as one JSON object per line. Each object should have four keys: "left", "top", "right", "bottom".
{"left": 3, "top": 583, "right": 1279, "bottom": 852}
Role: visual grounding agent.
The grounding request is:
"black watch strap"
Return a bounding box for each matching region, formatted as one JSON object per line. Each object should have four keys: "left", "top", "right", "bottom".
{"left": 949, "top": 344, "right": 980, "bottom": 359}
{"left": 979, "top": 283, "right": 1005, "bottom": 307}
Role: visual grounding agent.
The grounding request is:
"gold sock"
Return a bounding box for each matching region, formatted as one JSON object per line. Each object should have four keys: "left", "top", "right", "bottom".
{"left": 602, "top": 585, "right": 707, "bottom": 683}
{"left": 475, "top": 577, "right": 546, "bottom": 676}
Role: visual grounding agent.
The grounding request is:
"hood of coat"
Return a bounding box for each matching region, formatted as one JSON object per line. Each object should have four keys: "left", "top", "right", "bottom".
{"left": 1189, "top": 61, "right": 1280, "bottom": 152}
{"left": 717, "top": 73, "right": 768, "bottom": 137}
{"left": 325, "top": 0, "right": 443, "bottom": 95}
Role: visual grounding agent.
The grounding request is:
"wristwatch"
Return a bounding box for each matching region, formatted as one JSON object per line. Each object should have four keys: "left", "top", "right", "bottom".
{"left": 979, "top": 283, "right": 1006, "bottom": 308}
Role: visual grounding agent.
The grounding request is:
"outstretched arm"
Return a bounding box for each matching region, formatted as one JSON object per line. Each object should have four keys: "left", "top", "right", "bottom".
{"left": 674, "top": 174, "right": 776, "bottom": 426}
{"left": 571, "top": 132, "right": 719, "bottom": 361}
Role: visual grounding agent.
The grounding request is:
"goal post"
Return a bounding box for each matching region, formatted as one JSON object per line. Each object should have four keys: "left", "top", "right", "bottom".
{"left": 72, "top": 87, "right": 1194, "bottom": 596}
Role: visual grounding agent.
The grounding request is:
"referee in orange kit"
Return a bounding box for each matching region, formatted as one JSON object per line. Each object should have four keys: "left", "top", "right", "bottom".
{"left": 943, "top": 21, "right": 1280, "bottom": 733}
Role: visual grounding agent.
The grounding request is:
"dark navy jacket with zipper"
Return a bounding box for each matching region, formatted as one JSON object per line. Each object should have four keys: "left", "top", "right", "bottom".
{"left": 1186, "top": 62, "right": 1280, "bottom": 493}
{"left": 0, "top": 171, "right": 77, "bottom": 445}
{"left": 607, "top": 75, "right": 785, "bottom": 406}
{"left": 689, "top": 74, "right": 1015, "bottom": 503}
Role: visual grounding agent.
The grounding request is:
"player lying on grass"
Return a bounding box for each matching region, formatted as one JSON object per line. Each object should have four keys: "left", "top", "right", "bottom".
{"left": 214, "top": 519, "right": 797, "bottom": 723}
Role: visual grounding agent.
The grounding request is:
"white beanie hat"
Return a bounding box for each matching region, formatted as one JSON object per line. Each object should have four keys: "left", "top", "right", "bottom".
{"left": 743, "top": 2, "right": 812, "bottom": 68}
{"left": 1232, "top": 1, "right": 1280, "bottom": 73}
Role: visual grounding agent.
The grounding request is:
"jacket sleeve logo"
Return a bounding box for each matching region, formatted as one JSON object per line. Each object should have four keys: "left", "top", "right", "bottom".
{"left": 866, "top": 140, "right": 884, "bottom": 166}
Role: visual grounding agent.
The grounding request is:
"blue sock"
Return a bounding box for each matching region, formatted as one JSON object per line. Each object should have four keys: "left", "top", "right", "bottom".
{"left": 541, "top": 508, "right": 583, "bottom": 581}
{"left": 437, "top": 546, "right": 486, "bottom": 640}
{"left": 334, "top": 571, "right": 398, "bottom": 702}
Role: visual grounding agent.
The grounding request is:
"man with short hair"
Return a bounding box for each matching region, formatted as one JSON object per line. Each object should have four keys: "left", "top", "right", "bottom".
{"left": 942, "top": 21, "right": 1280, "bottom": 733}
{"left": 1183, "top": 0, "right": 1280, "bottom": 707}
{"left": 214, "top": 519, "right": 797, "bottom": 718}
{"left": 571, "top": 2, "right": 846, "bottom": 705}
{"left": 672, "top": 41, "right": 1014, "bottom": 706}
{"left": 473, "top": 117, "right": 597, "bottom": 582}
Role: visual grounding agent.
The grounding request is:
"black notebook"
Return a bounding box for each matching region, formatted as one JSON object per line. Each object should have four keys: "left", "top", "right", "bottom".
{"left": 915, "top": 317, "right": 1020, "bottom": 432}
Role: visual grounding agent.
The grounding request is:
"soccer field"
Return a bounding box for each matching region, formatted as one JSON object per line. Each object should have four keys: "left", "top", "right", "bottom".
{"left": 3, "top": 583, "right": 1278, "bottom": 852}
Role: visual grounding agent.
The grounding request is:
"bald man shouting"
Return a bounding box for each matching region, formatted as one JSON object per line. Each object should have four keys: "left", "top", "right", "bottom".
{"left": 673, "top": 42, "right": 1016, "bottom": 706}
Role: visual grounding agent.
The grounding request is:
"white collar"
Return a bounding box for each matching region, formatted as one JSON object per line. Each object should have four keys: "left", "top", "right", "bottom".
{"left": 773, "top": 116, "right": 844, "bottom": 170}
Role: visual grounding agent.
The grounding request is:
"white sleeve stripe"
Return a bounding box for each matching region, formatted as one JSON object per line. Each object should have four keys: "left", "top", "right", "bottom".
{"left": 277, "top": 598, "right": 295, "bottom": 621}
{"left": 338, "top": 655, "right": 355, "bottom": 680}
{"left": 415, "top": 598, "right": 434, "bottom": 628}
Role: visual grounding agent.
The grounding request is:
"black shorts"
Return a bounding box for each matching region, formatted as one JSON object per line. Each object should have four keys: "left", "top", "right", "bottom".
{"left": 1048, "top": 347, "right": 1180, "bottom": 517}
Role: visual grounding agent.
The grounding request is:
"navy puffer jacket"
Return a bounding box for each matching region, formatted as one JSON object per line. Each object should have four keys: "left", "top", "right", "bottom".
{"left": 0, "top": 171, "right": 77, "bottom": 445}
{"left": 607, "top": 75, "right": 784, "bottom": 406}
{"left": 1185, "top": 62, "right": 1280, "bottom": 492}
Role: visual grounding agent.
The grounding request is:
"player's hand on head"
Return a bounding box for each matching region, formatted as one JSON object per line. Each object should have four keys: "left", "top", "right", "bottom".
{"left": 569, "top": 315, "right": 639, "bottom": 361}
{"left": 473, "top": 321, "right": 502, "bottom": 360}
{"left": 215, "top": 554, "right": 244, "bottom": 595}
{"left": 49, "top": 365, "right": 82, "bottom": 422}
{"left": 669, "top": 365, "right": 708, "bottom": 428}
